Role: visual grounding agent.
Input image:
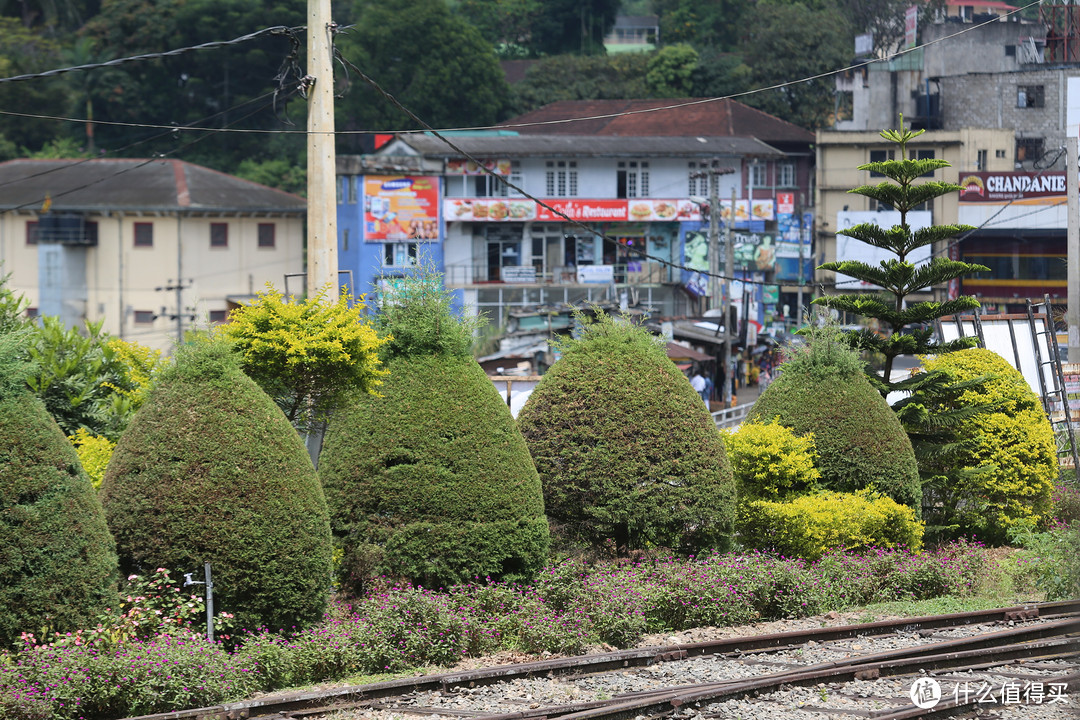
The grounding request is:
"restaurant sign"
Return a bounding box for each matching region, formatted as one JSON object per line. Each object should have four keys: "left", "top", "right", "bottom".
{"left": 958, "top": 172, "right": 1066, "bottom": 202}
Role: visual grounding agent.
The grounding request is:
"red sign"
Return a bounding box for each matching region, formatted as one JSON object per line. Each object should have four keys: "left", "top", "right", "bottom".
{"left": 958, "top": 172, "right": 1066, "bottom": 202}
{"left": 776, "top": 192, "right": 795, "bottom": 214}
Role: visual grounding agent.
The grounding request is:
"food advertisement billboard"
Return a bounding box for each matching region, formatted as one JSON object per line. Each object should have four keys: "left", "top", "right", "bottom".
{"left": 363, "top": 175, "right": 440, "bottom": 242}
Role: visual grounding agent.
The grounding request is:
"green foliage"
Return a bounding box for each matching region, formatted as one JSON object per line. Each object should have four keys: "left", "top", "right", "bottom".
{"left": 519, "top": 311, "right": 737, "bottom": 554}
{"left": 1009, "top": 522, "right": 1080, "bottom": 601}
{"left": 918, "top": 349, "right": 1056, "bottom": 544}
{"left": 320, "top": 350, "right": 549, "bottom": 590}
{"left": 220, "top": 284, "right": 389, "bottom": 431}
{"left": 748, "top": 350, "right": 921, "bottom": 511}
{"left": 320, "top": 271, "right": 547, "bottom": 590}
{"left": 375, "top": 269, "right": 483, "bottom": 360}
{"left": 723, "top": 419, "right": 820, "bottom": 500}
{"left": 68, "top": 428, "right": 115, "bottom": 488}
{"left": 785, "top": 318, "right": 869, "bottom": 379}
{"left": 99, "top": 340, "right": 333, "bottom": 633}
{"left": 0, "top": 270, "right": 29, "bottom": 334}
{"left": 739, "top": 3, "right": 852, "bottom": 129}
{"left": 25, "top": 136, "right": 91, "bottom": 158}
{"left": 813, "top": 117, "right": 986, "bottom": 388}
{"left": 337, "top": 0, "right": 508, "bottom": 149}
{"left": 508, "top": 52, "right": 650, "bottom": 115}
{"left": 737, "top": 490, "right": 924, "bottom": 561}
{"left": 0, "top": 356, "right": 118, "bottom": 649}
{"left": 233, "top": 158, "right": 306, "bottom": 196}
{"left": 645, "top": 43, "right": 698, "bottom": 97}
{"left": 22, "top": 318, "right": 155, "bottom": 440}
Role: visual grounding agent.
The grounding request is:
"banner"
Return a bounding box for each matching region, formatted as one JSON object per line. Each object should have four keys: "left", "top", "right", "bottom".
{"left": 363, "top": 176, "right": 440, "bottom": 242}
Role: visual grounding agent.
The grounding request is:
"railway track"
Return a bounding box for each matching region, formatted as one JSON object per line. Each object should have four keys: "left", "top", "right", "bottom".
{"left": 123, "top": 600, "right": 1080, "bottom": 720}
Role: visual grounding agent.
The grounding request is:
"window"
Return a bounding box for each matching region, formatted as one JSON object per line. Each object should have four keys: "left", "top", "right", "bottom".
{"left": 778, "top": 162, "right": 796, "bottom": 187}
{"left": 1005, "top": 45, "right": 1016, "bottom": 57}
{"left": 210, "top": 223, "right": 228, "bottom": 248}
{"left": 384, "top": 242, "right": 418, "bottom": 267}
{"left": 474, "top": 161, "right": 523, "bottom": 197}
{"left": 1016, "top": 137, "right": 1044, "bottom": 164}
{"left": 84, "top": 221, "right": 98, "bottom": 246}
{"left": 869, "top": 149, "right": 895, "bottom": 177}
{"left": 347, "top": 176, "right": 358, "bottom": 203}
{"left": 337, "top": 177, "right": 345, "bottom": 203}
{"left": 616, "top": 160, "right": 649, "bottom": 198}
{"left": 545, "top": 160, "right": 577, "bottom": 197}
{"left": 977, "top": 149, "right": 988, "bottom": 171}
{"left": 134, "top": 222, "right": 153, "bottom": 247}
{"left": 25, "top": 307, "right": 38, "bottom": 319}
{"left": 257, "top": 223, "right": 276, "bottom": 248}
{"left": 688, "top": 161, "right": 706, "bottom": 196}
{"left": 1017, "top": 85, "right": 1044, "bottom": 108}
{"left": 996, "top": 149, "right": 1007, "bottom": 159}
{"left": 209, "top": 309, "right": 229, "bottom": 324}
{"left": 26, "top": 221, "right": 38, "bottom": 245}
{"left": 909, "top": 148, "right": 935, "bottom": 177}
{"left": 750, "top": 161, "right": 768, "bottom": 187}
{"left": 836, "top": 91, "right": 854, "bottom": 121}
{"left": 134, "top": 310, "right": 156, "bottom": 324}
{"left": 342, "top": 227, "right": 350, "bottom": 252}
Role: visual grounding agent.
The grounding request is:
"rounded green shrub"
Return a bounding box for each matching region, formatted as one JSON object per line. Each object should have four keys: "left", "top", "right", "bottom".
{"left": 748, "top": 360, "right": 921, "bottom": 511}
{"left": 100, "top": 341, "right": 332, "bottom": 633}
{"left": 0, "top": 331, "right": 118, "bottom": 649}
{"left": 737, "top": 490, "right": 924, "bottom": 561}
{"left": 921, "top": 348, "right": 1056, "bottom": 543}
{"left": 723, "top": 419, "right": 820, "bottom": 500}
{"left": 517, "top": 312, "right": 736, "bottom": 554}
{"left": 319, "top": 273, "right": 549, "bottom": 590}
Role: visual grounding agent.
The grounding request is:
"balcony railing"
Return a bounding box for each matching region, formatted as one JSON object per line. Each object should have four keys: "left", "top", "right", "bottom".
{"left": 443, "top": 261, "right": 675, "bottom": 286}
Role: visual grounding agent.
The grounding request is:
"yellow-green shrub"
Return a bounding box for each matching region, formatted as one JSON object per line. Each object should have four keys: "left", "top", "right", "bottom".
{"left": 921, "top": 349, "right": 1056, "bottom": 543}
{"left": 69, "top": 428, "right": 116, "bottom": 488}
{"left": 737, "top": 490, "right": 924, "bottom": 561}
{"left": 723, "top": 419, "right": 820, "bottom": 500}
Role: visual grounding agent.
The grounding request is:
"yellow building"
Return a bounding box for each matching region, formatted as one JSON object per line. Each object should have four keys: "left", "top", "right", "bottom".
{"left": 814, "top": 128, "right": 1016, "bottom": 301}
{"left": 0, "top": 158, "right": 306, "bottom": 351}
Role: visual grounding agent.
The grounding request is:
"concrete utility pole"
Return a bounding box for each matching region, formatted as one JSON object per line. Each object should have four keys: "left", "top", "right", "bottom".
{"left": 724, "top": 188, "right": 736, "bottom": 407}
{"left": 1068, "top": 137, "right": 1079, "bottom": 360}
{"left": 307, "top": 0, "right": 338, "bottom": 302}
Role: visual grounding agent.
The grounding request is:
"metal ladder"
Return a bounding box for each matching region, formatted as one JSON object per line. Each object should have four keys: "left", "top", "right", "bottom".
{"left": 1027, "top": 296, "right": 1080, "bottom": 473}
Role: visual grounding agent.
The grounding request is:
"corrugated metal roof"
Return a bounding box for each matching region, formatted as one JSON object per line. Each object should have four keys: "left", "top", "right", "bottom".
{"left": 497, "top": 98, "right": 815, "bottom": 145}
{"left": 392, "top": 134, "right": 784, "bottom": 159}
{"left": 0, "top": 158, "right": 306, "bottom": 214}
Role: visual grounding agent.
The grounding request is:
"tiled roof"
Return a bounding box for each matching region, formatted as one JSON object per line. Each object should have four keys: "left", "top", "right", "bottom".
{"left": 0, "top": 158, "right": 306, "bottom": 214}
{"left": 498, "top": 98, "right": 814, "bottom": 145}
{"left": 393, "top": 133, "right": 784, "bottom": 159}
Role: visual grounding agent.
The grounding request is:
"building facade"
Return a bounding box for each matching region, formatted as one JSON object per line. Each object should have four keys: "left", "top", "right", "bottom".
{"left": 337, "top": 99, "right": 816, "bottom": 343}
{"left": 0, "top": 159, "right": 306, "bottom": 350}
{"left": 819, "top": 4, "right": 1079, "bottom": 313}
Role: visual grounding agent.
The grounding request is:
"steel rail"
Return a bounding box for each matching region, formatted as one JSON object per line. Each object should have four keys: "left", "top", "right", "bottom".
{"left": 118, "top": 600, "right": 1080, "bottom": 720}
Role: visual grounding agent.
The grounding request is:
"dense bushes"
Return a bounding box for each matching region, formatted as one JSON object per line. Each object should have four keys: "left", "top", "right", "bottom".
{"left": 518, "top": 312, "right": 737, "bottom": 554}
{"left": 919, "top": 348, "right": 1056, "bottom": 543}
{"left": 0, "top": 331, "right": 118, "bottom": 649}
{"left": 748, "top": 335, "right": 921, "bottom": 511}
{"left": 737, "top": 491, "right": 924, "bottom": 561}
{"left": 319, "top": 273, "right": 549, "bottom": 590}
{"left": 100, "top": 341, "right": 333, "bottom": 633}
{"left": 723, "top": 419, "right": 820, "bottom": 500}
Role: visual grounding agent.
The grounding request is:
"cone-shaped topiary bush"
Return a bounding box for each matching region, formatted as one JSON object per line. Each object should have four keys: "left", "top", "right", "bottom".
{"left": 100, "top": 340, "right": 332, "bottom": 633}
{"left": 319, "top": 272, "right": 549, "bottom": 591}
{"left": 748, "top": 323, "right": 921, "bottom": 511}
{"left": 919, "top": 348, "right": 1056, "bottom": 543}
{"left": 0, "top": 330, "right": 118, "bottom": 648}
{"left": 518, "top": 311, "right": 737, "bottom": 554}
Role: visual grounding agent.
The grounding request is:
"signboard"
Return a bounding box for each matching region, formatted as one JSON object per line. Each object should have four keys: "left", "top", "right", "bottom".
{"left": 500, "top": 265, "right": 536, "bottom": 283}
{"left": 905, "top": 5, "right": 918, "bottom": 49}
{"left": 855, "top": 32, "right": 874, "bottom": 57}
{"left": 576, "top": 265, "right": 615, "bottom": 284}
{"left": 958, "top": 172, "right": 1066, "bottom": 203}
{"left": 442, "top": 197, "right": 782, "bottom": 224}
{"left": 363, "top": 175, "right": 440, "bottom": 242}
{"left": 445, "top": 158, "right": 511, "bottom": 175}
{"left": 732, "top": 232, "right": 776, "bottom": 270}
{"left": 776, "top": 192, "right": 795, "bottom": 215}
{"left": 835, "top": 211, "right": 931, "bottom": 289}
